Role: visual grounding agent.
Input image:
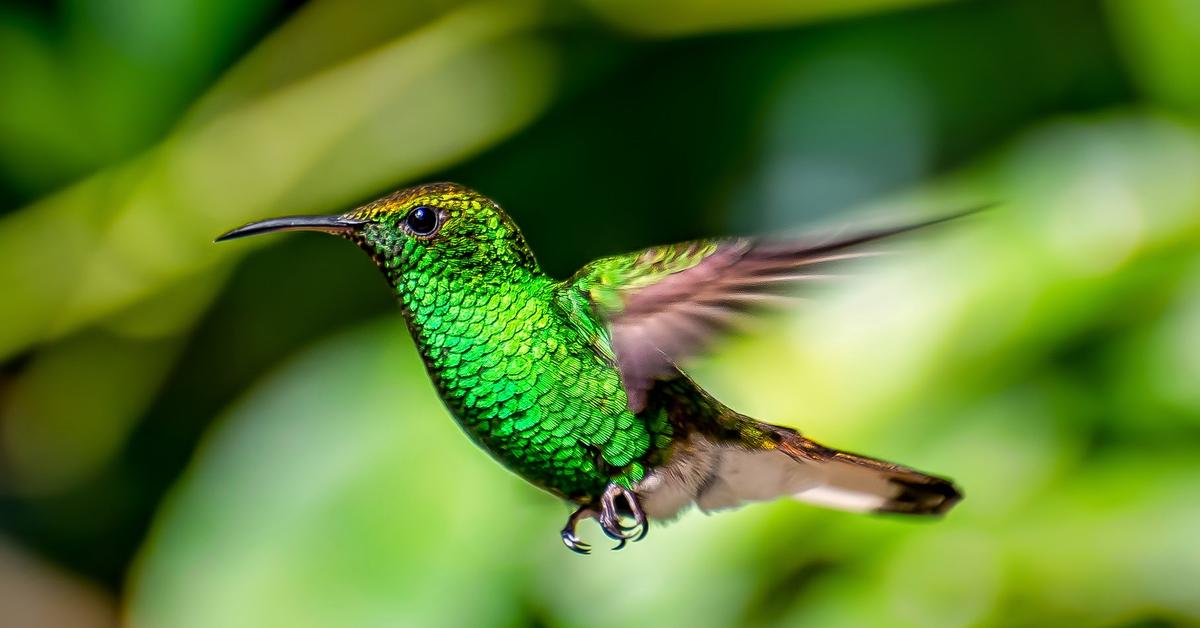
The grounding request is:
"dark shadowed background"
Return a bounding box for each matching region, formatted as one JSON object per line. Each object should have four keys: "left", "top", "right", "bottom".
{"left": 2, "top": 0, "right": 1199, "bottom": 626}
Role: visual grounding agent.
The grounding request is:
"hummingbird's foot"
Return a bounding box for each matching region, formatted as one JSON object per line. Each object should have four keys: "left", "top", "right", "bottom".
{"left": 561, "top": 505, "right": 597, "bottom": 555}
{"left": 559, "top": 484, "right": 649, "bottom": 554}
{"left": 597, "top": 483, "right": 649, "bottom": 551}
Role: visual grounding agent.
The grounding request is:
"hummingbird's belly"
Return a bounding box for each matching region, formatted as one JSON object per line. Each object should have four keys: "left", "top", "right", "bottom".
{"left": 421, "top": 309, "right": 658, "bottom": 499}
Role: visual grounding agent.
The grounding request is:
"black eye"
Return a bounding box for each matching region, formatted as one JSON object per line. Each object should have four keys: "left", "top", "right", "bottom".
{"left": 405, "top": 206, "right": 439, "bottom": 236}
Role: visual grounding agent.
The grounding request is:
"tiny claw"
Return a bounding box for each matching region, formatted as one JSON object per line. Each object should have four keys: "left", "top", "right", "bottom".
{"left": 559, "top": 484, "right": 651, "bottom": 554}
{"left": 602, "top": 520, "right": 628, "bottom": 551}
{"left": 561, "top": 530, "right": 591, "bottom": 555}
{"left": 598, "top": 511, "right": 628, "bottom": 540}
{"left": 597, "top": 482, "right": 649, "bottom": 550}
{"left": 621, "top": 490, "right": 650, "bottom": 542}
{"left": 616, "top": 519, "right": 640, "bottom": 532}
{"left": 561, "top": 505, "right": 597, "bottom": 556}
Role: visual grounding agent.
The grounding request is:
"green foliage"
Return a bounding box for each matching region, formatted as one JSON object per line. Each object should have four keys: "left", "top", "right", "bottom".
{"left": 2, "top": 1, "right": 1199, "bottom": 627}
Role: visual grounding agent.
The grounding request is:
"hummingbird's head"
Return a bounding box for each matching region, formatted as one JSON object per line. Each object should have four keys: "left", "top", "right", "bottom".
{"left": 217, "top": 182, "right": 541, "bottom": 280}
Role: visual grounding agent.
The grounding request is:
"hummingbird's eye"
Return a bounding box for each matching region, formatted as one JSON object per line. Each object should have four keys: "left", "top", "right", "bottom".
{"left": 404, "top": 206, "right": 439, "bottom": 236}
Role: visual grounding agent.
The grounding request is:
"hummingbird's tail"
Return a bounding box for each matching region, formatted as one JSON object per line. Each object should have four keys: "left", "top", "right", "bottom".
{"left": 768, "top": 427, "right": 961, "bottom": 515}
{"left": 637, "top": 423, "right": 961, "bottom": 520}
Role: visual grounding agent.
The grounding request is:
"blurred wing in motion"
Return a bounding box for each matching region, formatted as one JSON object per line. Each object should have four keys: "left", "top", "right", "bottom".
{"left": 567, "top": 211, "right": 978, "bottom": 411}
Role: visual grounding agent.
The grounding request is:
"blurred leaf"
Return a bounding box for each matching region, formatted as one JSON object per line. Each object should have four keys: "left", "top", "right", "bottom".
{"left": 184, "top": 0, "right": 469, "bottom": 124}
{"left": 128, "top": 319, "right": 546, "bottom": 628}
{"left": 0, "top": 13, "right": 93, "bottom": 193}
{"left": 578, "top": 0, "right": 955, "bottom": 37}
{"left": 1108, "top": 0, "right": 1200, "bottom": 117}
{"left": 2, "top": 331, "right": 184, "bottom": 494}
{"left": 0, "top": 0, "right": 555, "bottom": 360}
{"left": 0, "top": 0, "right": 282, "bottom": 197}
{"left": 1, "top": 270, "right": 228, "bottom": 494}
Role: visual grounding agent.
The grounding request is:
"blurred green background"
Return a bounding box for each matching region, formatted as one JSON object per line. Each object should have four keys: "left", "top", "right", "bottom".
{"left": 2, "top": 0, "right": 1200, "bottom": 626}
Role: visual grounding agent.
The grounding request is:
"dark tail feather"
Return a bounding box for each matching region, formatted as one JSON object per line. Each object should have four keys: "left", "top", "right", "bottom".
{"left": 635, "top": 421, "right": 962, "bottom": 519}
{"left": 772, "top": 427, "right": 963, "bottom": 516}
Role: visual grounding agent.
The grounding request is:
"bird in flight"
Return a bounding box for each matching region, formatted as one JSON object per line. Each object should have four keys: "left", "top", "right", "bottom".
{"left": 218, "top": 182, "right": 964, "bottom": 554}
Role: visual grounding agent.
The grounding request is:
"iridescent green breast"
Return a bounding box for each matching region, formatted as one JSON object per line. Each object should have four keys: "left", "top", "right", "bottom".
{"left": 392, "top": 261, "right": 670, "bottom": 500}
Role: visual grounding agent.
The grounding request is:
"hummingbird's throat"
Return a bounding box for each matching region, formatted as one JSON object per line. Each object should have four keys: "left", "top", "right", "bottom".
{"left": 392, "top": 269, "right": 550, "bottom": 357}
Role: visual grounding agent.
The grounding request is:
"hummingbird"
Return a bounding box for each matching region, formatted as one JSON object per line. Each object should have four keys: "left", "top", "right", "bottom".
{"left": 218, "top": 182, "right": 963, "bottom": 554}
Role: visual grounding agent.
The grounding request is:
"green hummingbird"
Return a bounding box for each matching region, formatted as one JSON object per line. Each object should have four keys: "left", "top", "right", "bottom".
{"left": 218, "top": 182, "right": 963, "bottom": 553}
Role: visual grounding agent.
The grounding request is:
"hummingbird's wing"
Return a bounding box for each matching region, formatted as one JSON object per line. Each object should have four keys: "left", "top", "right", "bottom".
{"left": 567, "top": 213, "right": 972, "bottom": 412}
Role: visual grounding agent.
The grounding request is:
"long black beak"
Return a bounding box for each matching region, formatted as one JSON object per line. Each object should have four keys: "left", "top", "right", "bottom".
{"left": 215, "top": 215, "right": 366, "bottom": 242}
